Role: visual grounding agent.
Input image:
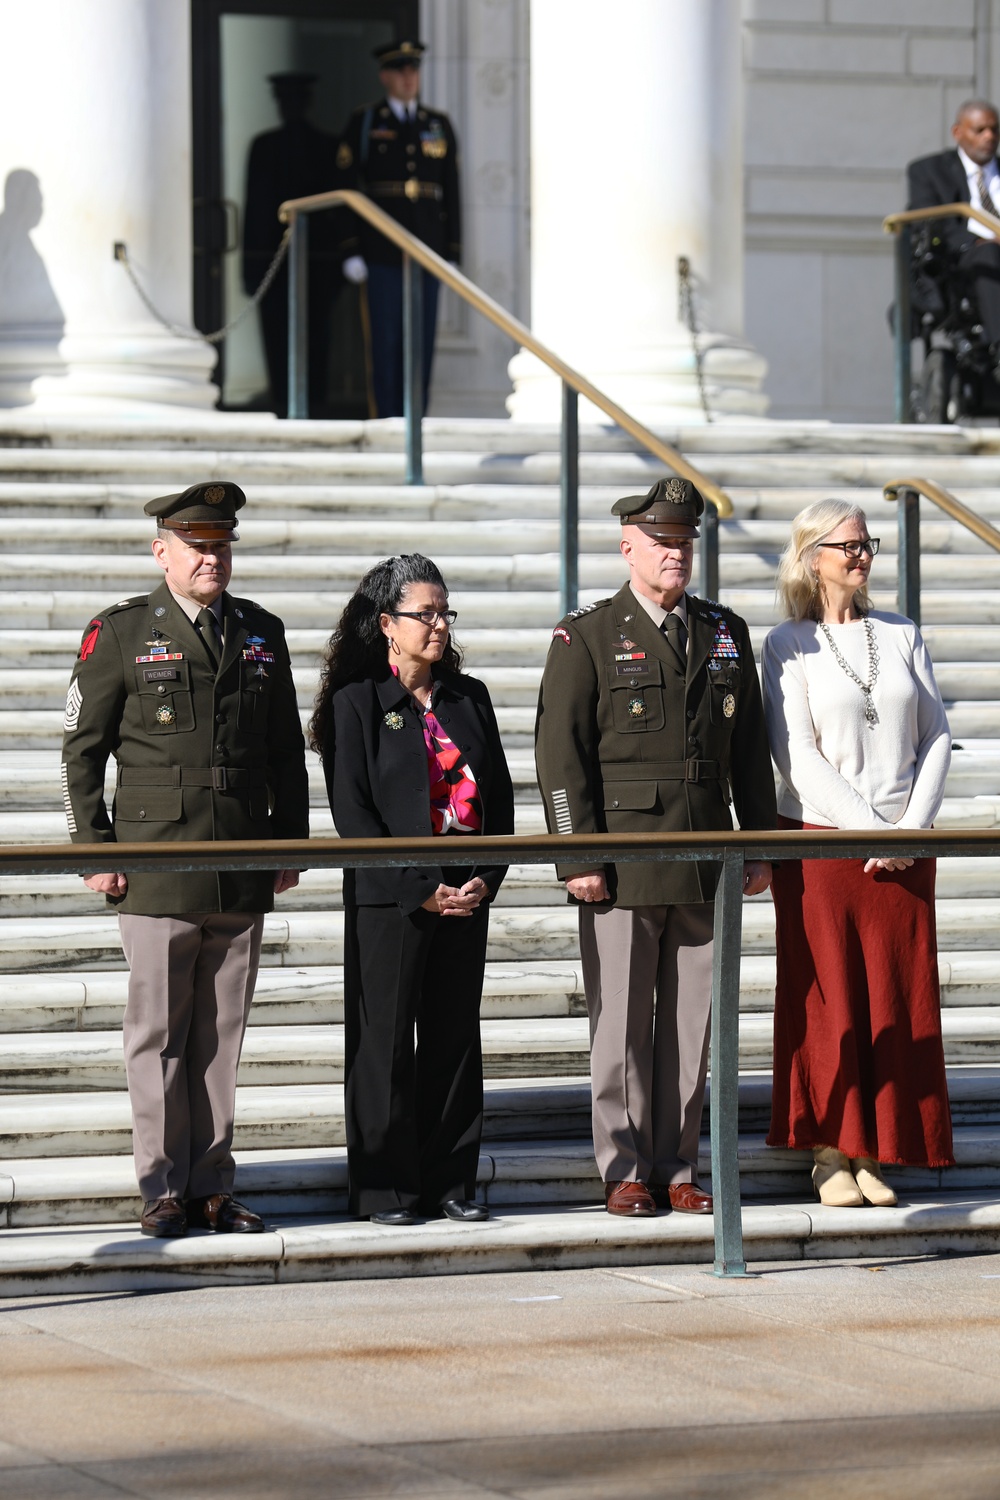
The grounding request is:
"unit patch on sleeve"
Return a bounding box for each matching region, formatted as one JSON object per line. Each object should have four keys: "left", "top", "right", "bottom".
{"left": 552, "top": 627, "right": 572, "bottom": 646}
{"left": 78, "top": 620, "right": 102, "bottom": 661}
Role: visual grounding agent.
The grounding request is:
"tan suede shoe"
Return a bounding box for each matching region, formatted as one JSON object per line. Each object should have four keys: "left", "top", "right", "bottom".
{"left": 851, "top": 1157, "right": 898, "bottom": 1207}
{"left": 812, "top": 1146, "right": 863, "bottom": 1207}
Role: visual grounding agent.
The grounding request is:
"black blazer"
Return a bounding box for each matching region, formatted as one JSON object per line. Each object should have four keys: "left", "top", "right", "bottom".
{"left": 907, "top": 149, "right": 995, "bottom": 257}
{"left": 325, "top": 666, "right": 514, "bottom": 913}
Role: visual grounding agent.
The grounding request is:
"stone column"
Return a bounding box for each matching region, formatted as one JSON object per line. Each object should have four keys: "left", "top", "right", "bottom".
{"left": 0, "top": 0, "right": 217, "bottom": 412}
{"left": 508, "top": 0, "right": 767, "bottom": 423}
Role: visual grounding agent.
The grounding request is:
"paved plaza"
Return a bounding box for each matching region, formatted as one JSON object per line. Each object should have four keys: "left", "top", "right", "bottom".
{"left": 1, "top": 1252, "right": 999, "bottom": 1498}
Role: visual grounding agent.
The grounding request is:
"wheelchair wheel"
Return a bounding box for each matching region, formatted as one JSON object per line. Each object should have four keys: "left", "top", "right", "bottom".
{"left": 917, "top": 348, "right": 960, "bottom": 423}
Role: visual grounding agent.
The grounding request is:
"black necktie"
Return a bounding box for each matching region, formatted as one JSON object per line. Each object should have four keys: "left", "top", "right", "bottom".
{"left": 661, "top": 612, "right": 688, "bottom": 669}
{"left": 977, "top": 168, "right": 1000, "bottom": 221}
{"left": 196, "top": 607, "right": 220, "bottom": 670}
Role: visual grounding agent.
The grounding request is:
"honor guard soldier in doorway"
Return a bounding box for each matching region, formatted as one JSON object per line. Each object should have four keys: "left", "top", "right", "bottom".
{"left": 336, "top": 38, "right": 460, "bottom": 417}
{"left": 60, "top": 483, "right": 309, "bottom": 1238}
{"left": 534, "top": 479, "right": 776, "bottom": 1218}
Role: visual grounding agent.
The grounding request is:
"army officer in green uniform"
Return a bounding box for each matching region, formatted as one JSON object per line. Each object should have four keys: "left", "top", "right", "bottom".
{"left": 535, "top": 478, "right": 776, "bottom": 1218}
{"left": 60, "top": 483, "right": 309, "bottom": 1237}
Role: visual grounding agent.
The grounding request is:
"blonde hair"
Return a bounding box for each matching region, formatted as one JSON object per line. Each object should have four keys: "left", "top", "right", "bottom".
{"left": 776, "top": 499, "right": 873, "bottom": 621}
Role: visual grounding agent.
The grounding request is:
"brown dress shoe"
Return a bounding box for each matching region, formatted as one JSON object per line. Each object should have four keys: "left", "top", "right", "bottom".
{"left": 605, "top": 1180, "right": 657, "bottom": 1217}
{"left": 140, "top": 1198, "right": 187, "bottom": 1238}
{"left": 668, "top": 1182, "right": 714, "bottom": 1215}
{"left": 186, "top": 1194, "right": 265, "bottom": 1234}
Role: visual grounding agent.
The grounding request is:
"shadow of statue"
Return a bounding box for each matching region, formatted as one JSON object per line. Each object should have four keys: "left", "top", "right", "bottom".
{"left": 0, "top": 168, "right": 66, "bottom": 405}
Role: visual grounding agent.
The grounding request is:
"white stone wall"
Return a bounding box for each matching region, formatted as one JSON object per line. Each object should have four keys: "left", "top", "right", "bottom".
{"left": 421, "top": 0, "right": 530, "bottom": 417}
{"left": 742, "top": 0, "right": 1000, "bottom": 422}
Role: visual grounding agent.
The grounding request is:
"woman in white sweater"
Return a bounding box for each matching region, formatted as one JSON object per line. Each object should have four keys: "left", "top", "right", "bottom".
{"left": 761, "top": 499, "right": 954, "bottom": 1208}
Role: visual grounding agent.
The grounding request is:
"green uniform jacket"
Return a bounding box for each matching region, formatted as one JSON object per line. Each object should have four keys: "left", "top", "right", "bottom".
{"left": 534, "top": 583, "right": 777, "bottom": 906}
{"left": 60, "top": 581, "right": 310, "bottom": 915}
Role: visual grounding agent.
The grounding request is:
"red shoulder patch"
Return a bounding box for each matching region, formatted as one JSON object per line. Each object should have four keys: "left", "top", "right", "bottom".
{"left": 552, "top": 627, "right": 572, "bottom": 646}
{"left": 78, "top": 620, "right": 102, "bottom": 661}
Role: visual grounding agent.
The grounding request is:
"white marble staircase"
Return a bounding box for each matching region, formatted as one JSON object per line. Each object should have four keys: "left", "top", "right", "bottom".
{"left": 0, "top": 410, "right": 999, "bottom": 1290}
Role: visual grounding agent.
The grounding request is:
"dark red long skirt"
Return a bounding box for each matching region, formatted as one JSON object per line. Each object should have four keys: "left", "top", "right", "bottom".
{"left": 768, "top": 819, "right": 954, "bottom": 1167}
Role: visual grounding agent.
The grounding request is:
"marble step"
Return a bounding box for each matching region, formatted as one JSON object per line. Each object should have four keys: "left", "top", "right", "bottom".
{"left": 3, "top": 622, "right": 1000, "bottom": 673}
{"left": 4, "top": 1120, "right": 1000, "bottom": 1232}
{"left": 0, "top": 586, "right": 988, "bottom": 634}
{"left": 2, "top": 1003, "right": 999, "bottom": 1094}
{"left": 6, "top": 898, "right": 1000, "bottom": 976}
{"left": 0, "top": 1063, "right": 995, "bottom": 1163}
{"left": 3, "top": 1188, "right": 1000, "bottom": 1295}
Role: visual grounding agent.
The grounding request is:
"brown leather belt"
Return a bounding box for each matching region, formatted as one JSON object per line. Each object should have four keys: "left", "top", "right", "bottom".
{"left": 117, "top": 767, "right": 267, "bottom": 792}
{"left": 603, "top": 760, "right": 722, "bottom": 783}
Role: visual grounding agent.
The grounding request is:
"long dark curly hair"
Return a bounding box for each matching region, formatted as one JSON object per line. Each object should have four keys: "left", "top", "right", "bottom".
{"left": 309, "top": 553, "right": 463, "bottom": 754}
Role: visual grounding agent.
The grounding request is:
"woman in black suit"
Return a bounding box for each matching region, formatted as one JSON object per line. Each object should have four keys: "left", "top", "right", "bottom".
{"left": 310, "top": 554, "right": 514, "bottom": 1226}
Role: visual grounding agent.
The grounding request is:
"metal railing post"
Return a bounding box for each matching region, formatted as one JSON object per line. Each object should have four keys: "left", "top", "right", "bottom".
{"left": 700, "top": 503, "right": 719, "bottom": 601}
{"left": 898, "top": 486, "right": 921, "bottom": 626}
{"left": 893, "top": 225, "right": 913, "bottom": 424}
{"left": 560, "top": 382, "right": 579, "bottom": 618}
{"left": 711, "top": 847, "right": 748, "bottom": 1278}
{"left": 403, "top": 253, "right": 424, "bottom": 485}
{"left": 287, "top": 212, "right": 309, "bottom": 420}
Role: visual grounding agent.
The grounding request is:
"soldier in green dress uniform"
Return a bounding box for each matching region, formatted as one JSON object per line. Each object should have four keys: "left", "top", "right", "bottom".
{"left": 60, "top": 482, "right": 309, "bottom": 1237}
{"left": 534, "top": 478, "right": 776, "bottom": 1218}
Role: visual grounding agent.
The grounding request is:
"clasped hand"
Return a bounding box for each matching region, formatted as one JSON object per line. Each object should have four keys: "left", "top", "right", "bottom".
{"left": 422, "top": 877, "right": 488, "bottom": 916}
{"left": 863, "top": 856, "right": 914, "bottom": 875}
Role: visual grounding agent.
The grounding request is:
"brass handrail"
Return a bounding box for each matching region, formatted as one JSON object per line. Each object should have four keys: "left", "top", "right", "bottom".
{"left": 278, "top": 187, "right": 733, "bottom": 519}
{"left": 883, "top": 475, "right": 1000, "bottom": 625}
{"left": 883, "top": 202, "right": 1000, "bottom": 236}
{"left": 883, "top": 476, "right": 1000, "bottom": 554}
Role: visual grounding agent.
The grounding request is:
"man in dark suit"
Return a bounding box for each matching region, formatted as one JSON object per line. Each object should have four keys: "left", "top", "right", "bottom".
{"left": 243, "top": 73, "right": 340, "bottom": 415}
{"left": 908, "top": 99, "right": 1000, "bottom": 348}
{"left": 535, "top": 479, "right": 776, "bottom": 1219}
{"left": 61, "top": 483, "right": 309, "bottom": 1237}
{"left": 335, "top": 39, "right": 460, "bottom": 417}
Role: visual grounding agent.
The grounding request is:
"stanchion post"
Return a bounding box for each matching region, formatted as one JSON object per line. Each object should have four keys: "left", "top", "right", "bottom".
{"left": 701, "top": 503, "right": 719, "bottom": 601}
{"left": 287, "top": 212, "right": 309, "bottom": 420}
{"left": 897, "top": 486, "right": 921, "bottom": 627}
{"left": 711, "top": 848, "right": 749, "bottom": 1277}
{"left": 403, "top": 254, "right": 424, "bottom": 485}
{"left": 894, "top": 225, "right": 913, "bottom": 424}
{"left": 560, "top": 381, "right": 579, "bottom": 617}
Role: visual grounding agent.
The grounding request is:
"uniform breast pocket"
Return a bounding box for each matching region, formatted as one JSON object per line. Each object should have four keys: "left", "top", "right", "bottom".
{"left": 709, "top": 666, "right": 740, "bottom": 726}
{"left": 237, "top": 671, "right": 272, "bottom": 734}
{"left": 606, "top": 658, "right": 666, "bottom": 733}
{"left": 134, "top": 663, "right": 195, "bottom": 734}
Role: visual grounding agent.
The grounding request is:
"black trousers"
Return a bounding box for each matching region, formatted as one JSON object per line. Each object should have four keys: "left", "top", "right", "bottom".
{"left": 958, "top": 238, "right": 1000, "bottom": 344}
{"left": 343, "top": 900, "right": 489, "bottom": 1216}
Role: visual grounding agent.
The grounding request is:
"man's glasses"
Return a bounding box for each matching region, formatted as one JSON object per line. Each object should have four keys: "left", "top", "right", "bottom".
{"left": 390, "top": 609, "right": 458, "bottom": 627}
{"left": 815, "top": 538, "right": 880, "bottom": 560}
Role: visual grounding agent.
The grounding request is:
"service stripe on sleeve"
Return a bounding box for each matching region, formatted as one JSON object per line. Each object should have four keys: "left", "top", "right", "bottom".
{"left": 552, "top": 789, "right": 573, "bottom": 835}
{"left": 60, "top": 762, "right": 77, "bottom": 834}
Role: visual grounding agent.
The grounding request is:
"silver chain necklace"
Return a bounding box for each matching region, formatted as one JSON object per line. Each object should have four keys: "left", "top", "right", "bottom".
{"left": 819, "top": 616, "right": 880, "bottom": 728}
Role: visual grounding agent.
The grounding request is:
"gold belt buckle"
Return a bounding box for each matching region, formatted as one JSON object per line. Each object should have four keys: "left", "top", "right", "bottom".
{"left": 404, "top": 177, "right": 420, "bottom": 202}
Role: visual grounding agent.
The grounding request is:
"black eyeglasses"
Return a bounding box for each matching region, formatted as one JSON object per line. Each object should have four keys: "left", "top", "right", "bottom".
{"left": 390, "top": 609, "right": 458, "bottom": 627}
{"left": 816, "top": 538, "right": 880, "bottom": 560}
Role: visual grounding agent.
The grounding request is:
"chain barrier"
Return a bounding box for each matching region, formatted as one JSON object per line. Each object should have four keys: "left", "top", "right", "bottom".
{"left": 677, "top": 255, "right": 713, "bottom": 424}
{"left": 112, "top": 230, "right": 291, "bottom": 345}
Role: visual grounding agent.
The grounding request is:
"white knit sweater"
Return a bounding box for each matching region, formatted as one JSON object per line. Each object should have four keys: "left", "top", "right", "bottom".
{"left": 760, "top": 611, "right": 951, "bottom": 831}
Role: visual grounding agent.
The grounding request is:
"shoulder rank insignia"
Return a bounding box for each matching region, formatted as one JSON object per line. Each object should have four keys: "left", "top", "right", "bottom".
{"left": 566, "top": 597, "right": 611, "bottom": 621}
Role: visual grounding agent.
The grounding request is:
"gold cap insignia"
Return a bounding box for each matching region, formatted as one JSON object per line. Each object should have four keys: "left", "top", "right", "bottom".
{"left": 664, "top": 478, "right": 687, "bottom": 502}
{"left": 204, "top": 485, "right": 226, "bottom": 505}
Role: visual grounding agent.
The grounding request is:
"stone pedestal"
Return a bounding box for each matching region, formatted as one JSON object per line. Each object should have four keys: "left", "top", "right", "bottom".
{"left": 0, "top": 0, "right": 216, "bottom": 412}
{"left": 508, "top": 0, "right": 767, "bottom": 424}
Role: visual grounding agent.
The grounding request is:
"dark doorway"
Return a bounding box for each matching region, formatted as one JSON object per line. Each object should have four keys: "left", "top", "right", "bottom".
{"left": 191, "top": 0, "right": 417, "bottom": 416}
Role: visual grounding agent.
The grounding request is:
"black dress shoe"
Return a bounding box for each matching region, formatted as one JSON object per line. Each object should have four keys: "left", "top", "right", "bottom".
{"left": 140, "top": 1198, "right": 187, "bottom": 1237}
{"left": 370, "top": 1209, "right": 417, "bottom": 1226}
{"left": 440, "top": 1199, "right": 489, "bottom": 1222}
{"left": 186, "top": 1194, "right": 265, "bottom": 1234}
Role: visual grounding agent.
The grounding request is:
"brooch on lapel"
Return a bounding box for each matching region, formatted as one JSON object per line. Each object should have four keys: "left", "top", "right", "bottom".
{"left": 383, "top": 711, "right": 405, "bottom": 730}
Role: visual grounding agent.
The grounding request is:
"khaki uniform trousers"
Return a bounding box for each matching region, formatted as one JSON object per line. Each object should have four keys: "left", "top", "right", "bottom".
{"left": 119, "top": 912, "right": 265, "bottom": 1202}
{"left": 579, "top": 902, "right": 714, "bottom": 1187}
